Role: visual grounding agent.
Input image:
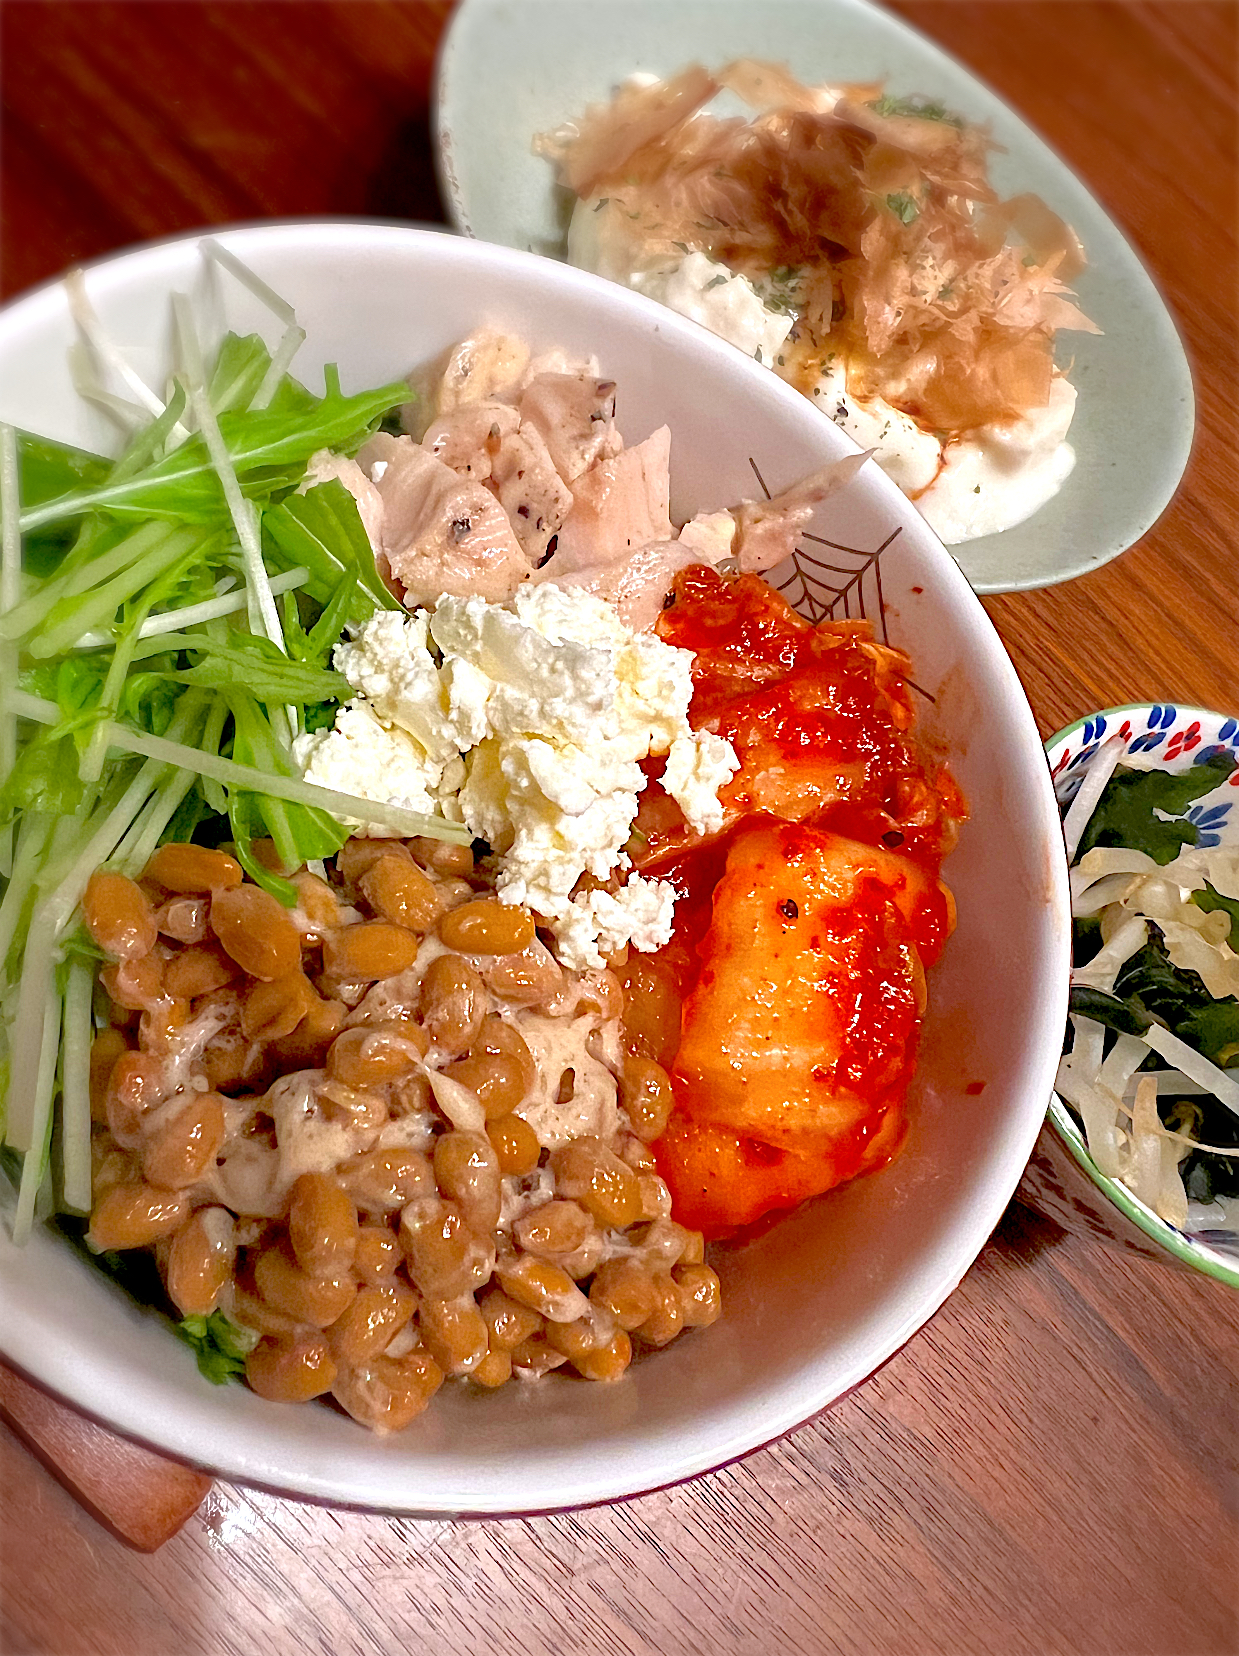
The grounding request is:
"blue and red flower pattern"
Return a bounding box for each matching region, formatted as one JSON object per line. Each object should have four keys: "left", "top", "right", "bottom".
{"left": 1047, "top": 705, "right": 1239, "bottom": 846}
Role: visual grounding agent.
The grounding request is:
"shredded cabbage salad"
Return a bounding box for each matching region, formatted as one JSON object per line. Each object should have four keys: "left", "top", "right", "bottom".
{"left": 0, "top": 243, "right": 470, "bottom": 1243}
{"left": 1056, "top": 736, "right": 1239, "bottom": 1253}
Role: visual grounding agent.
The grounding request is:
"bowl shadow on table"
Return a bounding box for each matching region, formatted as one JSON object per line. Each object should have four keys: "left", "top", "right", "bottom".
{"left": 981, "top": 1181, "right": 1072, "bottom": 1277}
{"left": 362, "top": 106, "right": 450, "bottom": 226}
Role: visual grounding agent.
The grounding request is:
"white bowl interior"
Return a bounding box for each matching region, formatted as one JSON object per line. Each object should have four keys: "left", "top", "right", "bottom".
{"left": 0, "top": 224, "right": 1070, "bottom": 1512}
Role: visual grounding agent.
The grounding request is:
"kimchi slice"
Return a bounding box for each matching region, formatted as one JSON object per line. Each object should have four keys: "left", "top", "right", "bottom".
{"left": 636, "top": 566, "right": 963, "bottom": 1238}
{"left": 635, "top": 566, "right": 962, "bottom": 870}
{"left": 654, "top": 820, "right": 947, "bottom": 1235}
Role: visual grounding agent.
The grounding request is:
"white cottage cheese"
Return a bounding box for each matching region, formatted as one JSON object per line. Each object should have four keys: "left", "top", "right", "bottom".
{"left": 295, "top": 703, "right": 447, "bottom": 820}
{"left": 298, "top": 584, "right": 739, "bottom": 969}
{"left": 332, "top": 611, "right": 459, "bottom": 766}
{"left": 557, "top": 876, "right": 679, "bottom": 968}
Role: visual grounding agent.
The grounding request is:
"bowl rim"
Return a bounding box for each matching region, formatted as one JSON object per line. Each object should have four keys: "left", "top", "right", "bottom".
{"left": 0, "top": 217, "right": 1072, "bottom": 1509}
{"left": 1045, "top": 701, "right": 1239, "bottom": 1290}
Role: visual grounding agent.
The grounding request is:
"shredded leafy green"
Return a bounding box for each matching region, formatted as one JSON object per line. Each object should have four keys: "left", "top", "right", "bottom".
{"left": 207, "top": 331, "right": 279, "bottom": 416}
{"left": 0, "top": 262, "right": 470, "bottom": 1248}
{"left": 885, "top": 192, "right": 920, "bottom": 225}
{"left": 176, "top": 1311, "right": 260, "bottom": 1385}
{"left": 16, "top": 432, "right": 112, "bottom": 576}
{"left": 16, "top": 377, "right": 407, "bottom": 533}
{"left": 265, "top": 480, "right": 401, "bottom": 619}
{"left": 17, "top": 430, "right": 112, "bottom": 507}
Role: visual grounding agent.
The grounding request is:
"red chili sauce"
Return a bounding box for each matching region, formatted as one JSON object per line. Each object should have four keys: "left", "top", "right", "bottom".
{"left": 635, "top": 566, "right": 965, "bottom": 1238}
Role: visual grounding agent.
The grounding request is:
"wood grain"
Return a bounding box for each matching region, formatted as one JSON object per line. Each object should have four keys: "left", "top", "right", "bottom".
{"left": 0, "top": 1364, "right": 211, "bottom": 1553}
{"left": 1, "top": 4, "right": 1237, "bottom": 1654}
{"left": 882, "top": 1, "right": 1239, "bottom": 734}
{"left": 2, "top": 1200, "right": 1236, "bottom": 1656}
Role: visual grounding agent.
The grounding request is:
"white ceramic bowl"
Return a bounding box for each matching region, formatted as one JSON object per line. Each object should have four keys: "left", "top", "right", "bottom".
{"left": 0, "top": 223, "right": 1070, "bottom": 1513}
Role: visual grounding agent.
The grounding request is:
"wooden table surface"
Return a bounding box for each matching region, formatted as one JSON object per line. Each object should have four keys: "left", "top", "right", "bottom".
{"left": 2, "top": 3, "right": 1237, "bottom": 1653}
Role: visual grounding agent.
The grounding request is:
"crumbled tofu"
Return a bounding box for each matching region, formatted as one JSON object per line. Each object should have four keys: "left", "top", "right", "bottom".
{"left": 634, "top": 251, "right": 795, "bottom": 367}
{"left": 915, "top": 377, "right": 1079, "bottom": 545}
{"left": 806, "top": 359, "right": 941, "bottom": 496}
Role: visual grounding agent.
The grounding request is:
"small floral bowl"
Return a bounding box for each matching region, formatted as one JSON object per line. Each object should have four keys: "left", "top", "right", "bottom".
{"left": 1021, "top": 703, "right": 1239, "bottom": 1289}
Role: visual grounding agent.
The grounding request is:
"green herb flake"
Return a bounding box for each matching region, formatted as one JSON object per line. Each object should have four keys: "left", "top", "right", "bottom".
{"left": 754, "top": 264, "right": 804, "bottom": 318}
{"left": 885, "top": 192, "right": 920, "bottom": 226}
{"left": 868, "top": 93, "right": 963, "bottom": 127}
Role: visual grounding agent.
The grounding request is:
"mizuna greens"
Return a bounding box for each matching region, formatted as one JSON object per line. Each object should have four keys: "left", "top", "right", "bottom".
{"left": 0, "top": 249, "right": 470, "bottom": 1244}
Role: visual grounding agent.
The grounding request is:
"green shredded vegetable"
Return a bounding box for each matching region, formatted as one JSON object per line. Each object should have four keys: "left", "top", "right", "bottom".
{"left": 0, "top": 260, "right": 466, "bottom": 1246}
{"left": 1065, "top": 759, "right": 1239, "bottom": 1211}
{"left": 176, "top": 1310, "right": 260, "bottom": 1385}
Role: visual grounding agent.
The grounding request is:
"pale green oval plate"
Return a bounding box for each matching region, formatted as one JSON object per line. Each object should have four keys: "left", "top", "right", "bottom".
{"left": 435, "top": 0, "right": 1194, "bottom": 597}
